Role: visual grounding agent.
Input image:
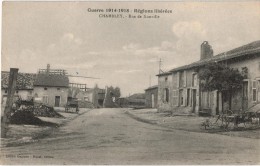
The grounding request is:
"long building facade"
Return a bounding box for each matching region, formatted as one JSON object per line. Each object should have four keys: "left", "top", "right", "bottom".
{"left": 157, "top": 40, "right": 260, "bottom": 115}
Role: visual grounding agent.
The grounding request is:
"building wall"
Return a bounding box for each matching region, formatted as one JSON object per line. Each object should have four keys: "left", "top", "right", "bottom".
{"left": 158, "top": 74, "right": 173, "bottom": 112}
{"left": 227, "top": 54, "right": 260, "bottom": 111}
{"left": 1, "top": 89, "right": 33, "bottom": 109}
{"left": 158, "top": 69, "right": 200, "bottom": 113}
{"left": 174, "top": 69, "right": 200, "bottom": 114}
{"left": 145, "top": 88, "right": 158, "bottom": 108}
{"left": 199, "top": 54, "right": 260, "bottom": 114}
{"left": 33, "top": 86, "right": 68, "bottom": 107}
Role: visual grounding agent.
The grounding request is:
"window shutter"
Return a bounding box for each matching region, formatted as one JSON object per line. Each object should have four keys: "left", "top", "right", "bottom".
{"left": 183, "top": 71, "right": 187, "bottom": 87}
{"left": 183, "top": 89, "right": 187, "bottom": 106}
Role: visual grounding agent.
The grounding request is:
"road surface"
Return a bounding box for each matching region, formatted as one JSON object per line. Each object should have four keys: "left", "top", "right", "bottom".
{"left": 1, "top": 108, "right": 259, "bottom": 164}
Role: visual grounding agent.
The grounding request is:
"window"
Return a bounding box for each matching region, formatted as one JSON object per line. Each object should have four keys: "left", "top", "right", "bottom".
{"left": 16, "top": 90, "right": 19, "bottom": 94}
{"left": 165, "top": 77, "right": 168, "bottom": 82}
{"left": 164, "top": 88, "right": 169, "bottom": 103}
{"left": 172, "top": 90, "right": 179, "bottom": 106}
{"left": 192, "top": 73, "right": 198, "bottom": 87}
{"left": 253, "top": 80, "right": 257, "bottom": 102}
{"left": 179, "top": 71, "right": 184, "bottom": 87}
{"left": 44, "top": 87, "right": 48, "bottom": 90}
{"left": 5, "top": 90, "right": 7, "bottom": 93}
{"left": 43, "top": 96, "right": 48, "bottom": 104}
{"left": 57, "top": 88, "right": 60, "bottom": 90}
{"left": 179, "top": 89, "right": 184, "bottom": 106}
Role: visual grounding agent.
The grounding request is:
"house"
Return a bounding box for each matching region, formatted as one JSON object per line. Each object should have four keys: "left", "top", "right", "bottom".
{"left": 145, "top": 85, "right": 158, "bottom": 108}
{"left": 72, "top": 85, "right": 105, "bottom": 108}
{"left": 33, "top": 64, "right": 69, "bottom": 107}
{"left": 1, "top": 71, "right": 36, "bottom": 108}
{"left": 157, "top": 40, "right": 260, "bottom": 115}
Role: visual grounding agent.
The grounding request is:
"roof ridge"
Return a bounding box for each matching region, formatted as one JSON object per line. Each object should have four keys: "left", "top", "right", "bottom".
{"left": 164, "top": 40, "right": 260, "bottom": 74}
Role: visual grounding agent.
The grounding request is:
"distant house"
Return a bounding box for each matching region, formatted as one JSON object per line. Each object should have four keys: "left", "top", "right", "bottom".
{"left": 33, "top": 64, "right": 69, "bottom": 107}
{"left": 157, "top": 40, "right": 260, "bottom": 115}
{"left": 117, "top": 93, "right": 145, "bottom": 108}
{"left": 145, "top": 85, "right": 158, "bottom": 108}
{"left": 1, "top": 71, "right": 36, "bottom": 108}
{"left": 69, "top": 85, "right": 105, "bottom": 108}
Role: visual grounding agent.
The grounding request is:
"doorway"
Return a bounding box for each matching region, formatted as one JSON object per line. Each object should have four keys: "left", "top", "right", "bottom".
{"left": 242, "top": 81, "right": 248, "bottom": 111}
{"left": 192, "top": 89, "right": 197, "bottom": 113}
{"left": 151, "top": 94, "right": 155, "bottom": 108}
{"left": 55, "top": 96, "right": 61, "bottom": 107}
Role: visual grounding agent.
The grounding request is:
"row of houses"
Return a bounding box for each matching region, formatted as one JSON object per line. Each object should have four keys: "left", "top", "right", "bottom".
{"left": 1, "top": 64, "right": 105, "bottom": 109}
{"left": 145, "top": 40, "right": 260, "bottom": 116}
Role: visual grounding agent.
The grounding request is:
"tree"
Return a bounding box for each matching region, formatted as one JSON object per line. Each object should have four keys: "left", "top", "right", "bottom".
{"left": 114, "top": 87, "right": 121, "bottom": 98}
{"left": 103, "top": 86, "right": 121, "bottom": 108}
{"left": 198, "top": 63, "right": 245, "bottom": 110}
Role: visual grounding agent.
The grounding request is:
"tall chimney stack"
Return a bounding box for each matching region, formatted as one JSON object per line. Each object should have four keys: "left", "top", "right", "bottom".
{"left": 200, "top": 41, "right": 213, "bottom": 60}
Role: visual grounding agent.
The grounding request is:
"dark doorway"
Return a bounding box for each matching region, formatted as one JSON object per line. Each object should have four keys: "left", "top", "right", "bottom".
{"left": 187, "top": 89, "right": 190, "bottom": 106}
{"left": 55, "top": 96, "right": 61, "bottom": 107}
{"left": 192, "top": 89, "right": 197, "bottom": 113}
{"left": 216, "top": 91, "right": 219, "bottom": 115}
{"left": 242, "top": 81, "right": 248, "bottom": 111}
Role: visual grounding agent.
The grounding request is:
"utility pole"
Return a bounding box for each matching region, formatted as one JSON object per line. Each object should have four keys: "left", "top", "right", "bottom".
{"left": 1, "top": 68, "right": 19, "bottom": 138}
{"left": 149, "top": 75, "right": 151, "bottom": 87}
{"left": 159, "top": 58, "right": 164, "bottom": 74}
{"left": 159, "top": 58, "right": 162, "bottom": 74}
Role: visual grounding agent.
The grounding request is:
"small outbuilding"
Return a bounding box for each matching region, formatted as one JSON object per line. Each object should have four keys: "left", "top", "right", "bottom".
{"left": 145, "top": 85, "right": 158, "bottom": 108}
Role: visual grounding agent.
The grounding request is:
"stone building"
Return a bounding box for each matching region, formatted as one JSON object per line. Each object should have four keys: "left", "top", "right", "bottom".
{"left": 145, "top": 85, "right": 158, "bottom": 108}
{"left": 1, "top": 71, "right": 36, "bottom": 109}
{"left": 33, "top": 64, "right": 69, "bottom": 107}
{"left": 157, "top": 40, "right": 260, "bottom": 115}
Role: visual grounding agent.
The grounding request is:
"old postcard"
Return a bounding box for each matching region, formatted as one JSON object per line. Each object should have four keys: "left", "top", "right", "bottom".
{"left": 1, "top": 1, "right": 260, "bottom": 165}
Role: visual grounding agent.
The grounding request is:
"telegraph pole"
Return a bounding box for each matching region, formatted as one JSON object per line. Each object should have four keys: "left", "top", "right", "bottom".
{"left": 1, "top": 68, "right": 19, "bottom": 138}
{"left": 159, "top": 58, "right": 162, "bottom": 74}
{"left": 149, "top": 75, "right": 151, "bottom": 87}
{"left": 159, "top": 58, "right": 164, "bottom": 74}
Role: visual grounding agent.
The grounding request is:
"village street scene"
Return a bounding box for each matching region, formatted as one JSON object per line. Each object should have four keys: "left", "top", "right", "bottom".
{"left": 1, "top": 1, "right": 260, "bottom": 165}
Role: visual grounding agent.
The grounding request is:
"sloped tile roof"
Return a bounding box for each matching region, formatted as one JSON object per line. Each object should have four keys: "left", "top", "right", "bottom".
{"left": 1, "top": 71, "right": 36, "bottom": 90}
{"left": 158, "top": 40, "right": 260, "bottom": 76}
{"left": 145, "top": 85, "right": 158, "bottom": 91}
{"left": 34, "top": 74, "right": 69, "bottom": 87}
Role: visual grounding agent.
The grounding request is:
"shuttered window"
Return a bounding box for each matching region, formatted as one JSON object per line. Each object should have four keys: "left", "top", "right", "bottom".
{"left": 177, "top": 72, "right": 180, "bottom": 88}
{"left": 43, "top": 96, "right": 48, "bottom": 104}
{"left": 164, "top": 88, "right": 169, "bottom": 103}
{"left": 172, "top": 90, "right": 179, "bottom": 106}
{"left": 183, "top": 71, "right": 187, "bottom": 87}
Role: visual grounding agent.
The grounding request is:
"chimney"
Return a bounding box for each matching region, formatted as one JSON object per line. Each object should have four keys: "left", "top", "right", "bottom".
{"left": 200, "top": 41, "right": 213, "bottom": 60}
{"left": 47, "top": 64, "right": 50, "bottom": 74}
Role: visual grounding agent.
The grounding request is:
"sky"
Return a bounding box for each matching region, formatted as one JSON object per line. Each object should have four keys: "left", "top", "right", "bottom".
{"left": 2, "top": 1, "right": 260, "bottom": 97}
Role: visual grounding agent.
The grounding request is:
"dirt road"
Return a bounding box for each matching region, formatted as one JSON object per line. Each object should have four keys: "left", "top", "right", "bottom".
{"left": 1, "top": 108, "right": 259, "bottom": 164}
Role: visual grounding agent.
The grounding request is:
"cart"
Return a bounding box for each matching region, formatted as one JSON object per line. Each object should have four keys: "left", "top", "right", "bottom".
{"left": 65, "top": 98, "right": 79, "bottom": 113}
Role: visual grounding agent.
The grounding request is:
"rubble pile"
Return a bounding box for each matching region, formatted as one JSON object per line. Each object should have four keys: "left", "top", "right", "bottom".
{"left": 10, "top": 109, "right": 43, "bottom": 125}
{"left": 33, "top": 105, "right": 64, "bottom": 118}
{"left": 10, "top": 104, "right": 64, "bottom": 125}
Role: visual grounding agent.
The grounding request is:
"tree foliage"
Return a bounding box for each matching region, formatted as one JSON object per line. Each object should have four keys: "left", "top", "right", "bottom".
{"left": 198, "top": 63, "right": 245, "bottom": 92}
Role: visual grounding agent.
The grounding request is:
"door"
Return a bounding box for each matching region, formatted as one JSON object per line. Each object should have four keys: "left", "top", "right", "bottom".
{"left": 192, "top": 89, "right": 196, "bottom": 113}
{"left": 187, "top": 89, "right": 190, "bottom": 106}
{"left": 151, "top": 94, "right": 155, "bottom": 108}
{"left": 216, "top": 91, "right": 219, "bottom": 115}
{"left": 55, "top": 96, "right": 60, "bottom": 107}
{"left": 242, "top": 81, "right": 248, "bottom": 111}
